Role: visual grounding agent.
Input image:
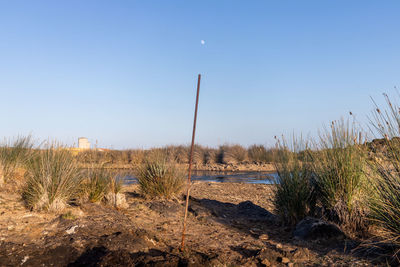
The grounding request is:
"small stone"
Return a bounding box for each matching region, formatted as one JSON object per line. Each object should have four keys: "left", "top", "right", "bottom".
{"left": 276, "top": 243, "right": 283, "bottom": 249}
{"left": 278, "top": 257, "right": 290, "bottom": 264}
{"left": 287, "top": 263, "right": 294, "bottom": 267}
{"left": 261, "top": 258, "right": 270, "bottom": 266}
{"left": 105, "top": 192, "right": 128, "bottom": 209}
{"left": 66, "top": 225, "right": 78, "bottom": 234}
{"left": 209, "top": 258, "right": 222, "bottom": 266}
{"left": 149, "top": 255, "right": 164, "bottom": 262}
{"left": 21, "top": 256, "right": 29, "bottom": 265}
{"left": 293, "top": 217, "right": 345, "bottom": 241}
{"left": 292, "top": 247, "right": 310, "bottom": 260}
{"left": 259, "top": 234, "right": 269, "bottom": 240}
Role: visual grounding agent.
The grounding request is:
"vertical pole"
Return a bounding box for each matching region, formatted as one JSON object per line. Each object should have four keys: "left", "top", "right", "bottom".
{"left": 180, "top": 74, "right": 201, "bottom": 251}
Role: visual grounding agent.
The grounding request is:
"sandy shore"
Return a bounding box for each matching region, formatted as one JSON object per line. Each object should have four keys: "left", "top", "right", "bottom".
{"left": 0, "top": 182, "right": 382, "bottom": 266}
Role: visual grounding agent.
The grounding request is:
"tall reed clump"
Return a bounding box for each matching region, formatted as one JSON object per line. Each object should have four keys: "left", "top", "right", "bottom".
{"left": 105, "top": 173, "right": 125, "bottom": 208}
{"left": 23, "top": 146, "right": 83, "bottom": 212}
{"left": 80, "top": 168, "right": 126, "bottom": 208}
{"left": 82, "top": 168, "right": 111, "bottom": 203}
{"left": 273, "top": 137, "right": 316, "bottom": 226}
{"left": 310, "top": 119, "right": 369, "bottom": 234}
{"left": 0, "top": 136, "right": 34, "bottom": 186}
{"left": 367, "top": 93, "right": 400, "bottom": 253}
{"left": 136, "top": 152, "right": 185, "bottom": 199}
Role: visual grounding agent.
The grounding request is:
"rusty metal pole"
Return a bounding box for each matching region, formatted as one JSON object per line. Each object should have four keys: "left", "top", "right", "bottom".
{"left": 180, "top": 74, "right": 201, "bottom": 251}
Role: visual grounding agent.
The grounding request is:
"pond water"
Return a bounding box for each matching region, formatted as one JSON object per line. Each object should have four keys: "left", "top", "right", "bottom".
{"left": 123, "top": 171, "right": 278, "bottom": 185}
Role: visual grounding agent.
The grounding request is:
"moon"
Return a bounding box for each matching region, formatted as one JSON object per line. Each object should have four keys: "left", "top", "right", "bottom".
{"left": 200, "top": 40, "right": 205, "bottom": 45}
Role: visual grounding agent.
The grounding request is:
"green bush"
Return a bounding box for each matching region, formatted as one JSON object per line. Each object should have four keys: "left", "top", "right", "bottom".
{"left": 369, "top": 164, "right": 400, "bottom": 248}
{"left": 80, "top": 168, "right": 125, "bottom": 207}
{"left": 368, "top": 93, "right": 400, "bottom": 252}
{"left": 274, "top": 137, "right": 316, "bottom": 225}
{"left": 82, "top": 168, "right": 112, "bottom": 203}
{"left": 23, "top": 146, "right": 83, "bottom": 212}
{"left": 136, "top": 153, "right": 185, "bottom": 199}
{"left": 310, "top": 119, "right": 369, "bottom": 234}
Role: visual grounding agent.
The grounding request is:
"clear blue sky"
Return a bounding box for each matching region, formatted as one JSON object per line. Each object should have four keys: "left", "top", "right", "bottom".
{"left": 1, "top": 1, "right": 399, "bottom": 149}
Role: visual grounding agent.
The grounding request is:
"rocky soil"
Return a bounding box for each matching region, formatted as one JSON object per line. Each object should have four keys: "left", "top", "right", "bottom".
{"left": 0, "top": 182, "right": 388, "bottom": 266}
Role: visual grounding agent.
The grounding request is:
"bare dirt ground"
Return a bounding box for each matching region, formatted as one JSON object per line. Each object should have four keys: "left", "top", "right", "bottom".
{"left": 0, "top": 182, "right": 385, "bottom": 266}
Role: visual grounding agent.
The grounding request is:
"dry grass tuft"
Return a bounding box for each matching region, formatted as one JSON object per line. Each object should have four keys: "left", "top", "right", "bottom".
{"left": 136, "top": 152, "right": 186, "bottom": 199}
{"left": 23, "top": 145, "right": 82, "bottom": 212}
{"left": 367, "top": 93, "right": 400, "bottom": 257}
{"left": 81, "top": 168, "right": 112, "bottom": 203}
{"left": 80, "top": 168, "right": 126, "bottom": 208}
{"left": 310, "top": 119, "right": 369, "bottom": 235}
{"left": 273, "top": 137, "right": 316, "bottom": 225}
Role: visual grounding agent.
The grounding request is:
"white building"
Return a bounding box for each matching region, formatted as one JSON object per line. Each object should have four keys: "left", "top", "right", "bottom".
{"left": 78, "top": 137, "right": 90, "bottom": 150}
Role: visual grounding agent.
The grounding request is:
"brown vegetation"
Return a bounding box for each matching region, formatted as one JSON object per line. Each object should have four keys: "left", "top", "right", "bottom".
{"left": 75, "top": 144, "right": 279, "bottom": 169}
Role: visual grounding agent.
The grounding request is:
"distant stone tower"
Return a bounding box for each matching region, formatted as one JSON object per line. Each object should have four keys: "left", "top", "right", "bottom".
{"left": 78, "top": 137, "right": 90, "bottom": 150}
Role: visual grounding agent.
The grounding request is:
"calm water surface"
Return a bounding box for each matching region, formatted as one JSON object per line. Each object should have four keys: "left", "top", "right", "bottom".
{"left": 123, "top": 171, "right": 278, "bottom": 185}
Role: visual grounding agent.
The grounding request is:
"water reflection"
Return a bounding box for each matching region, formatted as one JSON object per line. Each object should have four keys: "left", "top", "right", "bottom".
{"left": 123, "top": 171, "right": 278, "bottom": 185}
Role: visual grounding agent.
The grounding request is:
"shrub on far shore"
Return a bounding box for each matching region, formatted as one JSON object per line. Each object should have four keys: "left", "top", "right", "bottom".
{"left": 273, "top": 137, "right": 316, "bottom": 226}
{"left": 164, "top": 145, "right": 205, "bottom": 165}
{"left": 218, "top": 144, "right": 248, "bottom": 164}
{"left": 136, "top": 153, "right": 185, "bottom": 199}
{"left": 248, "top": 145, "right": 278, "bottom": 163}
{"left": 203, "top": 148, "right": 218, "bottom": 164}
{"left": 166, "top": 145, "right": 188, "bottom": 164}
{"left": 74, "top": 144, "right": 284, "bottom": 167}
{"left": 23, "top": 146, "right": 83, "bottom": 212}
{"left": 248, "top": 144, "right": 268, "bottom": 162}
{"left": 128, "top": 149, "right": 146, "bottom": 166}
